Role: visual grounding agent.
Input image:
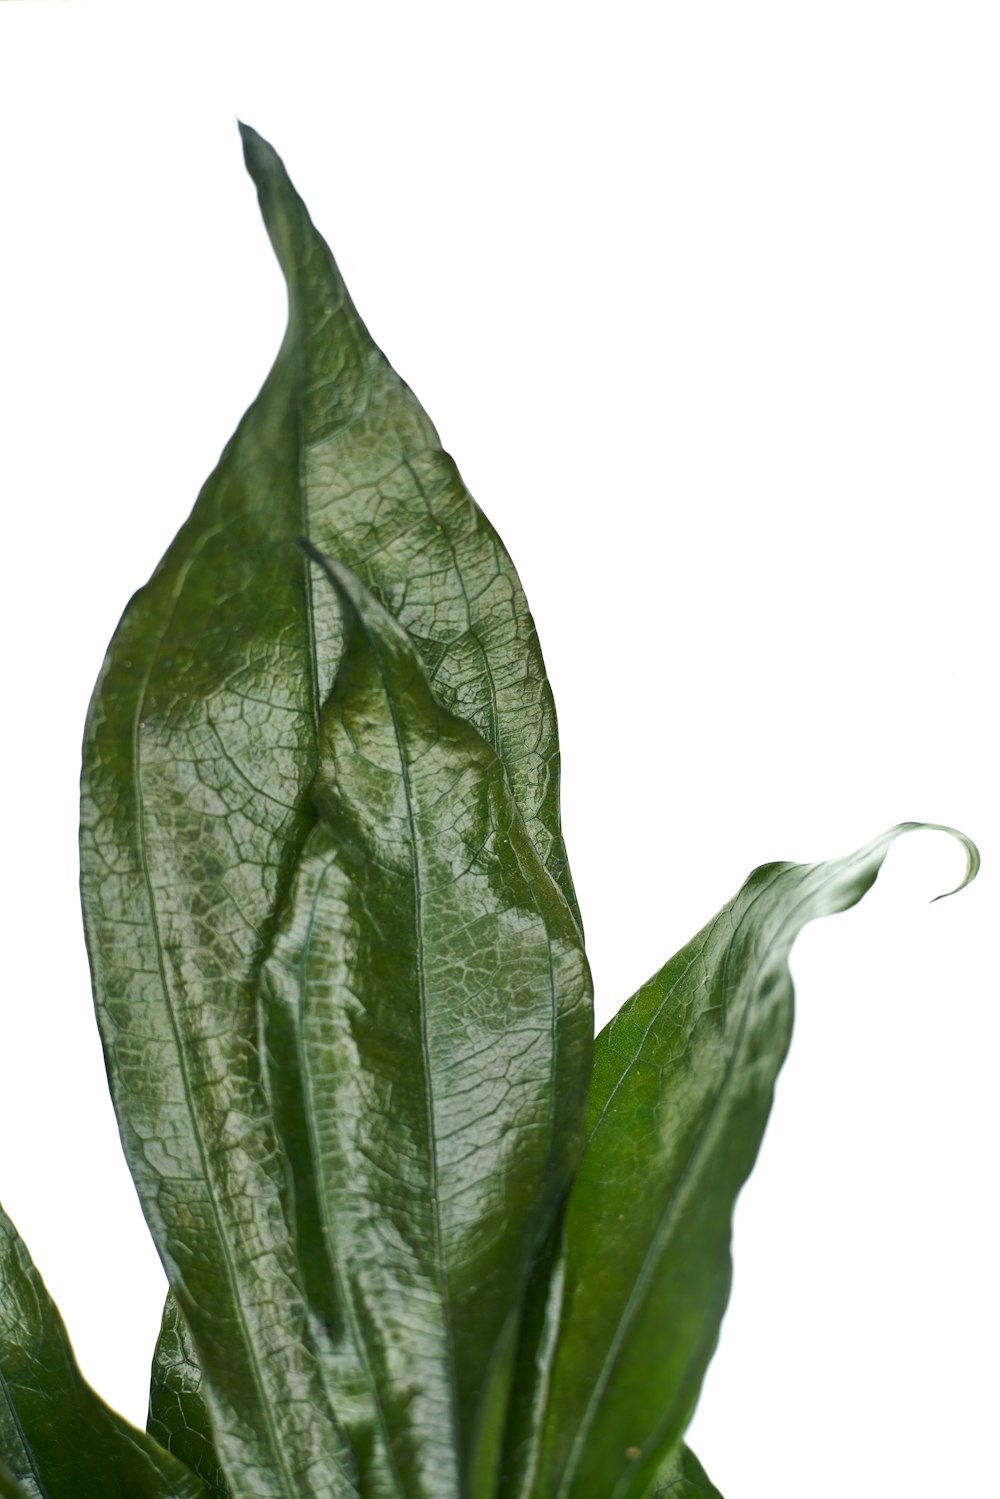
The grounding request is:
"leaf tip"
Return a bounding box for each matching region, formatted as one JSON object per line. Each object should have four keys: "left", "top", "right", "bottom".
{"left": 237, "top": 119, "right": 284, "bottom": 186}
{"left": 928, "top": 826, "right": 981, "bottom": 901}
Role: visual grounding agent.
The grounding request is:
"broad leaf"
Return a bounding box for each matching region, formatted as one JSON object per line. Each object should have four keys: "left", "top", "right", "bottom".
{"left": 0, "top": 1204, "right": 206, "bottom": 1499}
{"left": 81, "top": 123, "right": 585, "bottom": 1494}
{"left": 257, "top": 550, "right": 592, "bottom": 1497}
{"left": 522, "top": 824, "right": 978, "bottom": 1499}
{"left": 147, "top": 1299, "right": 230, "bottom": 1499}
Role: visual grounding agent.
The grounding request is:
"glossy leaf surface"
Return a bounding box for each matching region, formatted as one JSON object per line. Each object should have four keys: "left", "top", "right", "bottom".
{"left": 147, "top": 1299, "right": 230, "bottom": 1499}
{"left": 81, "top": 123, "right": 582, "bottom": 1496}
{"left": 239, "top": 125, "right": 579, "bottom": 926}
{"left": 526, "top": 824, "right": 978, "bottom": 1499}
{"left": 0, "top": 1204, "right": 206, "bottom": 1499}
{"left": 258, "top": 551, "right": 591, "bottom": 1497}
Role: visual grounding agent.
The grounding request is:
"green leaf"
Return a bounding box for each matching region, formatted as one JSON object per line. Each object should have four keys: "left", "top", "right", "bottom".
{"left": 147, "top": 1299, "right": 230, "bottom": 1499}
{"left": 77, "top": 120, "right": 581, "bottom": 1489}
{"left": 257, "top": 549, "right": 592, "bottom": 1497}
{"left": 524, "top": 824, "right": 978, "bottom": 1499}
{"left": 80, "top": 122, "right": 583, "bottom": 1494}
{"left": 645, "top": 1445, "right": 723, "bottom": 1498}
{"left": 0, "top": 1204, "right": 206, "bottom": 1499}
{"left": 238, "top": 123, "right": 580, "bottom": 930}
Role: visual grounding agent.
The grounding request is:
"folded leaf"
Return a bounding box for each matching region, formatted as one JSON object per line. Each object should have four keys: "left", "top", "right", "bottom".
{"left": 147, "top": 1299, "right": 230, "bottom": 1499}
{"left": 258, "top": 550, "right": 592, "bottom": 1498}
{"left": 0, "top": 1203, "right": 206, "bottom": 1499}
{"left": 525, "top": 824, "right": 978, "bottom": 1499}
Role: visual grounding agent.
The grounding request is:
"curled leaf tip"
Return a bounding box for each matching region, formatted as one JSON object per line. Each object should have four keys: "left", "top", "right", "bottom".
{"left": 929, "top": 827, "right": 981, "bottom": 902}
{"left": 890, "top": 821, "right": 981, "bottom": 901}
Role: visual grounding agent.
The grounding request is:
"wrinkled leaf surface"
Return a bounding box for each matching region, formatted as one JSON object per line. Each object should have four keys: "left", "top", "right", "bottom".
{"left": 257, "top": 551, "right": 591, "bottom": 1497}
{"left": 81, "top": 123, "right": 583, "bottom": 1496}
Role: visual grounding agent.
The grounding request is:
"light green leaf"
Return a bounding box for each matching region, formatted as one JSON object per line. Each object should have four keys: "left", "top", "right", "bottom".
{"left": 257, "top": 549, "right": 592, "bottom": 1497}
{"left": 147, "top": 1299, "right": 230, "bottom": 1499}
{"left": 525, "top": 824, "right": 978, "bottom": 1499}
{"left": 0, "top": 1204, "right": 206, "bottom": 1499}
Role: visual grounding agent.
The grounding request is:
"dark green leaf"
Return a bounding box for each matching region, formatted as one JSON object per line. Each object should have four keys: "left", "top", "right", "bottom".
{"left": 80, "top": 123, "right": 582, "bottom": 1494}
{"left": 0, "top": 1204, "right": 206, "bottom": 1499}
{"left": 524, "top": 824, "right": 978, "bottom": 1499}
{"left": 257, "top": 550, "right": 592, "bottom": 1497}
{"left": 147, "top": 1298, "right": 230, "bottom": 1499}
{"left": 239, "top": 124, "right": 580, "bottom": 929}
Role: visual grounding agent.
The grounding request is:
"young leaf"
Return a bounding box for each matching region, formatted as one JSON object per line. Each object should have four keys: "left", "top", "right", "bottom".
{"left": 147, "top": 1299, "right": 231, "bottom": 1499}
{"left": 257, "top": 549, "right": 592, "bottom": 1497}
{"left": 524, "top": 824, "right": 978, "bottom": 1499}
{"left": 0, "top": 1204, "right": 206, "bottom": 1499}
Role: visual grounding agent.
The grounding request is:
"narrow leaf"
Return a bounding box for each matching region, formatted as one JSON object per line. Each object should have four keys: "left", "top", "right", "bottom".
{"left": 147, "top": 1299, "right": 230, "bottom": 1499}
{"left": 526, "top": 824, "right": 978, "bottom": 1499}
{"left": 0, "top": 1204, "right": 206, "bottom": 1499}
{"left": 257, "top": 550, "right": 592, "bottom": 1497}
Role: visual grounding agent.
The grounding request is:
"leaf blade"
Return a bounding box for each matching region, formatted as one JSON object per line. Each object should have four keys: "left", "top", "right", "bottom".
{"left": 0, "top": 1204, "right": 206, "bottom": 1499}
{"left": 75, "top": 120, "right": 582, "bottom": 1485}
{"left": 80, "top": 242, "right": 361, "bottom": 1499}
{"left": 238, "top": 123, "right": 580, "bottom": 929}
{"left": 258, "top": 551, "right": 592, "bottom": 1496}
{"left": 527, "top": 824, "right": 977, "bottom": 1499}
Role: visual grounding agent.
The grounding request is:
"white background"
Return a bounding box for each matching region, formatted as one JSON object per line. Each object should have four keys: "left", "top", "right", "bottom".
{"left": 0, "top": 4, "right": 995, "bottom": 1494}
